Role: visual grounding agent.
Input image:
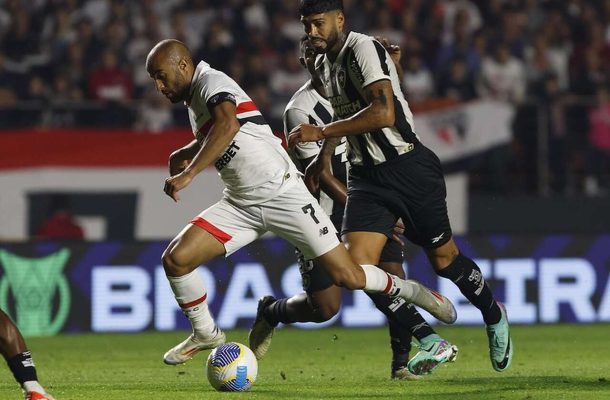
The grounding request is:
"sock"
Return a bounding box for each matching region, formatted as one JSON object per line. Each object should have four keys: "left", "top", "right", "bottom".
{"left": 418, "top": 333, "right": 442, "bottom": 348}
{"left": 367, "top": 293, "right": 435, "bottom": 342}
{"left": 167, "top": 270, "right": 216, "bottom": 337}
{"left": 389, "top": 321, "right": 411, "bottom": 370}
{"left": 263, "top": 298, "right": 297, "bottom": 326}
{"left": 7, "top": 352, "right": 37, "bottom": 385}
{"left": 361, "top": 264, "right": 419, "bottom": 300}
{"left": 22, "top": 381, "right": 45, "bottom": 394}
{"left": 437, "top": 253, "right": 501, "bottom": 325}
{"left": 401, "top": 304, "right": 436, "bottom": 341}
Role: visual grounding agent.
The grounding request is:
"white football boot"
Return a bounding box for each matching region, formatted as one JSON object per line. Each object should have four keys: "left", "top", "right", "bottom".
{"left": 163, "top": 327, "right": 226, "bottom": 365}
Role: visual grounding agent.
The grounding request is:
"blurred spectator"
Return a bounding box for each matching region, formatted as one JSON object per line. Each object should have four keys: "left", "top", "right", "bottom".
{"left": 0, "top": 53, "right": 17, "bottom": 106}
{"left": 88, "top": 48, "right": 134, "bottom": 127}
{"left": 571, "top": 49, "right": 610, "bottom": 96}
{"left": 440, "top": 0, "right": 482, "bottom": 45}
{"left": 43, "top": 72, "right": 83, "bottom": 128}
{"left": 402, "top": 53, "right": 435, "bottom": 104}
{"left": 197, "top": 19, "right": 234, "bottom": 71}
{"left": 437, "top": 57, "right": 477, "bottom": 101}
{"left": 586, "top": 86, "right": 610, "bottom": 195}
{"left": 435, "top": 9, "right": 481, "bottom": 77}
{"left": 89, "top": 49, "right": 133, "bottom": 103}
{"left": 35, "top": 195, "right": 84, "bottom": 241}
{"left": 524, "top": 34, "right": 556, "bottom": 97}
{"left": 369, "top": 9, "right": 403, "bottom": 46}
{"left": 135, "top": 88, "right": 173, "bottom": 133}
{"left": 478, "top": 43, "right": 526, "bottom": 104}
{"left": 539, "top": 74, "right": 569, "bottom": 194}
{"left": 270, "top": 51, "right": 309, "bottom": 100}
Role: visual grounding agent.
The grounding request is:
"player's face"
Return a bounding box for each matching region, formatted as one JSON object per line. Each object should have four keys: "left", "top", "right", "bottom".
{"left": 300, "top": 11, "right": 344, "bottom": 54}
{"left": 299, "top": 40, "right": 317, "bottom": 74}
{"left": 148, "top": 59, "right": 190, "bottom": 103}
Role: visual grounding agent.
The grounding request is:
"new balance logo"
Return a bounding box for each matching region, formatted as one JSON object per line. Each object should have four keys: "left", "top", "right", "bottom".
{"left": 431, "top": 233, "right": 445, "bottom": 244}
{"left": 319, "top": 227, "right": 329, "bottom": 236}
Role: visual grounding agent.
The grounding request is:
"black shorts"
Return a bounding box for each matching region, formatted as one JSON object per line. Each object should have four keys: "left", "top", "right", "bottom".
{"left": 343, "top": 144, "right": 452, "bottom": 249}
{"left": 297, "top": 220, "right": 404, "bottom": 293}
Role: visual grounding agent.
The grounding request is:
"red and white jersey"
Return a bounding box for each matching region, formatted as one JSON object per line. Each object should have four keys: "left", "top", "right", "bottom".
{"left": 187, "top": 61, "right": 298, "bottom": 206}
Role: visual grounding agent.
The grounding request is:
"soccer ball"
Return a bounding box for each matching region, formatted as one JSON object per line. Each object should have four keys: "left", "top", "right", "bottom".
{"left": 206, "top": 342, "right": 258, "bottom": 391}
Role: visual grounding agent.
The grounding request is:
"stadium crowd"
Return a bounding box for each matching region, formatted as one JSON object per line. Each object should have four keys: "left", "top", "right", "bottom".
{"left": 1, "top": 0, "right": 610, "bottom": 195}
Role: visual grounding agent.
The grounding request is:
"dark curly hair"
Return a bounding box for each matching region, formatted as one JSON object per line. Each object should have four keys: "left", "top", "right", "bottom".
{"left": 299, "top": 0, "right": 344, "bottom": 16}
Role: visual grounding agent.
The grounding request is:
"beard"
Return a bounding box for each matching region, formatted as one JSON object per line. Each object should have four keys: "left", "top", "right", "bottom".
{"left": 310, "top": 29, "right": 340, "bottom": 54}
{"left": 169, "top": 74, "right": 190, "bottom": 103}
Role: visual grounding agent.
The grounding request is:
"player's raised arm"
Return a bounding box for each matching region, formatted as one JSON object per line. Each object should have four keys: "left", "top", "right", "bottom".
{"left": 164, "top": 101, "right": 240, "bottom": 202}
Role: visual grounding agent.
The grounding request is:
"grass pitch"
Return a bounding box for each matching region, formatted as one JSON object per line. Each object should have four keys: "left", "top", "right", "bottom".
{"left": 1, "top": 324, "right": 609, "bottom": 400}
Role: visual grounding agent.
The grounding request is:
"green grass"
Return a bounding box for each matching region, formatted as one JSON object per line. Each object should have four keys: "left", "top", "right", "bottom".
{"left": 1, "top": 325, "right": 609, "bottom": 400}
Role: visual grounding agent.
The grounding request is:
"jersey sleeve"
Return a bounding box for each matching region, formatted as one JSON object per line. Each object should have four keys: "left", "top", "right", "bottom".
{"left": 284, "top": 108, "right": 322, "bottom": 161}
{"left": 351, "top": 37, "right": 392, "bottom": 89}
{"left": 197, "top": 72, "right": 238, "bottom": 108}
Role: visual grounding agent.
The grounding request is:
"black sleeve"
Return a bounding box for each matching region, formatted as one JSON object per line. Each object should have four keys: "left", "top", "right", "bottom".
{"left": 206, "top": 91, "right": 236, "bottom": 109}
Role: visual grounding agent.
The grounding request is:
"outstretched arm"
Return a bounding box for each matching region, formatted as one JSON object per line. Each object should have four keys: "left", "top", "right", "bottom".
{"left": 164, "top": 102, "right": 240, "bottom": 201}
{"left": 288, "top": 79, "right": 395, "bottom": 146}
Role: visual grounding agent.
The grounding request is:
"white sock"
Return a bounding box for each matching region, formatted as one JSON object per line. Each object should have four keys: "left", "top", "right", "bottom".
{"left": 361, "top": 264, "right": 416, "bottom": 300}
{"left": 167, "top": 270, "right": 216, "bottom": 338}
{"left": 22, "top": 381, "right": 45, "bottom": 394}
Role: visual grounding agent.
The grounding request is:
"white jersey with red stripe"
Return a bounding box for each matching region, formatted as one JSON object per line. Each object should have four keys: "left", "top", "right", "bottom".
{"left": 186, "top": 61, "right": 298, "bottom": 206}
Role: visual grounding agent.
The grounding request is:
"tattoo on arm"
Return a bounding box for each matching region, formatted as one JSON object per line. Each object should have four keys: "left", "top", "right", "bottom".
{"left": 366, "top": 88, "right": 388, "bottom": 106}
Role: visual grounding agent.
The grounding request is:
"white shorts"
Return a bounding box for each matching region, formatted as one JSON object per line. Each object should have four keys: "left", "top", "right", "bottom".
{"left": 191, "top": 179, "right": 339, "bottom": 259}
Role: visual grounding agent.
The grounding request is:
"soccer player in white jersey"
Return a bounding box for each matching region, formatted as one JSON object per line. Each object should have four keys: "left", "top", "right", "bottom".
{"left": 144, "top": 39, "right": 456, "bottom": 366}
{"left": 249, "top": 37, "right": 458, "bottom": 378}
{"left": 288, "top": 0, "right": 513, "bottom": 372}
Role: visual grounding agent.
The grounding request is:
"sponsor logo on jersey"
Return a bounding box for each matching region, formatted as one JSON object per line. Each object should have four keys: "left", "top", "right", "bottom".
{"left": 329, "top": 96, "right": 363, "bottom": 118}
{"left": 431, "top": 232, "right": 445, "bottom": 244}
{"left": 215, "top": 141, "right": 241, "bottom": 171}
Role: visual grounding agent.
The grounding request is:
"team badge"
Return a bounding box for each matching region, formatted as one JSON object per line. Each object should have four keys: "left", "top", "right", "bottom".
{"left": 337, "top": 69, "right": 346, "bottom": 88}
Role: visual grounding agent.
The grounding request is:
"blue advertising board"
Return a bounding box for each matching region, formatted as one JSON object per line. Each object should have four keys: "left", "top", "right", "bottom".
{"left": 0, "top": 235, "right": 609, "bottom": 336}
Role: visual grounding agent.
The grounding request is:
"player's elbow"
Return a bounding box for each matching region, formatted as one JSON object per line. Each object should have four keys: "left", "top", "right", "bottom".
{"left": 371, "top": 105, "right": 395, "bottom": 129}
{"left": 379, "top": 107, "right": 395, "bottom": 128}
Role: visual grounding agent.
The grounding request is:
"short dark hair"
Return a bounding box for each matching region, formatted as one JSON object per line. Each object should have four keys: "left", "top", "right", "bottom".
{"left": 299, "top": 0, "right": 344, "bottom": 16}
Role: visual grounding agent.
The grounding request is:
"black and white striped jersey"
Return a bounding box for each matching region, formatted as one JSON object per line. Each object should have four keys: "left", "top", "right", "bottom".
{"left": 316, "top": 31, "right": 419, "bottom": 167}
{"left": 283, "top": 80, "right": 348, "bottom": 221}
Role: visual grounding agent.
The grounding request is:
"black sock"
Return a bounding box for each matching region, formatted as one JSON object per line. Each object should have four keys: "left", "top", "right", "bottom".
{"left": 437, "top": 253, "right": 502, "bottom": 325}
{"left": 263, "top": 298, "right": 296, "bottom": 326}
{"left": 389, "top": 321, "right": 411, "bottom": 370}
{"left": 367, "top": 293, "right": 436, "bottom": 341}
{"left": 400, "top": 304, "right": 436, "bottom": 341}
{"left": 7, "top": 351, "right": 37, "bottom": 384}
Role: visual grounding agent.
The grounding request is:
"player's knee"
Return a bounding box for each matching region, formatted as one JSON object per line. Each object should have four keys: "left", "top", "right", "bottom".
{"left": 328, "top": 268, "right": 364, "bottom": 290}
{"left": 162, "top": 247, "right": 192, "bottom": 275}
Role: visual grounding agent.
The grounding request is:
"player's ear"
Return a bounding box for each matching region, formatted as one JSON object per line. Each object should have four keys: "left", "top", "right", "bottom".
{"left": 178, "top": 58, "right": 188, "bottom": 72}
{"left": 335, "top": 11, "right": 344, "bottom": 30}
